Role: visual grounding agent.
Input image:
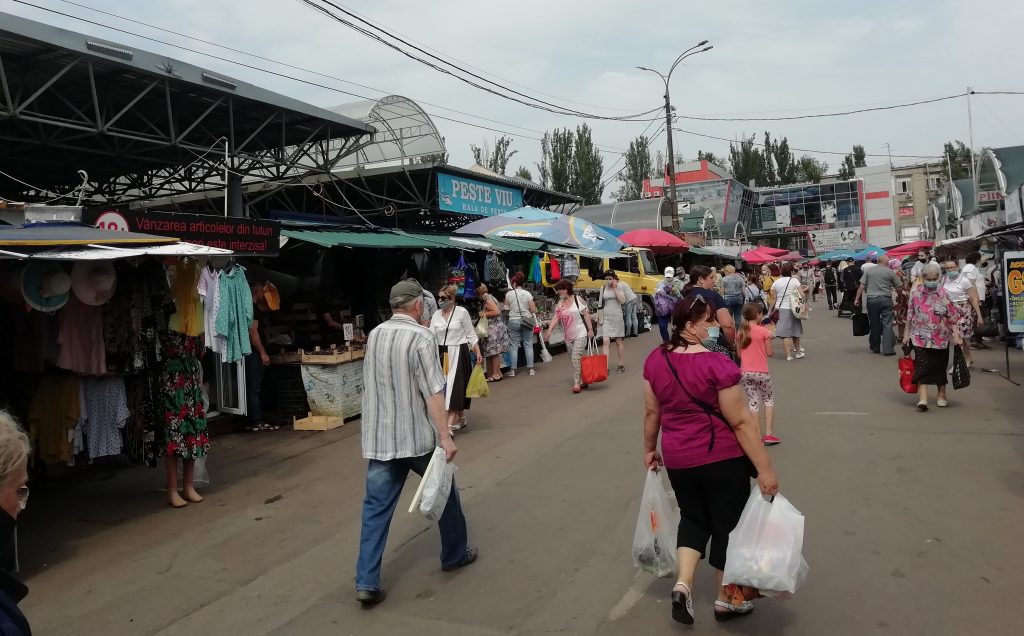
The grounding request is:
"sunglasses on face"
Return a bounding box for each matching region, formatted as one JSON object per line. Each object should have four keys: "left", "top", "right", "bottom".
{"left": 438, "top": 295, "right": 450, "bottom": 301}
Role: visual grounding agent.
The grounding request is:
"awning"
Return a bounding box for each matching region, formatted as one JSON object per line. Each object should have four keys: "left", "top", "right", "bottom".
{"left": 283, "top": 228, "right": 546, "bottom": 253}
{"left": 0, "top": 242, "right": 231, "bottom": 260}
{"left": 0, "top": 224, "right": 179, "bottom": 247}
{"left": 546, "top": 245, "right": 625, "bottom": 260}
{"left": 689, "top": 245, "right": 740, "bottom": 259}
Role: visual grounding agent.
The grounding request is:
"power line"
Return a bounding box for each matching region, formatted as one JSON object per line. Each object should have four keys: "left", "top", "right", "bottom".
{"left": 676, "top": 93, "right": 969, "bottom": 122}
{"left": 672, "top": 127, "right": 943, "bottom": 159}
{"left": 298, "top": 0, "right": 662, "bottom": 122}
{"left": 14, "top": 1, "right": 627, "bottom": 156}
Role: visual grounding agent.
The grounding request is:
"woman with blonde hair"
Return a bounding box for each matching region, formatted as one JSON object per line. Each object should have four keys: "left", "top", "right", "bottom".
{"left": 430, "top": 285, "right": 483, "bottom": 433}
{"left": 0, "top": 411, "right": 31, "bottom": 635}
{"left": 476, "top": 283, "right": 510, "bottom": 382}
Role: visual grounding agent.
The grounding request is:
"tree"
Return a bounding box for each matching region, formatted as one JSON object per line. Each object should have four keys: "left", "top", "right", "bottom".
{"left": 651, "top": 149, "right": 666, "bottom": 179}
{"left": 837, "top": 154, "right": 856, "bottom": 180}
{"left": 617, "top": 135, "right": 653, "bottom": 201}
{"left": 514, "top": 166, "right": 533, "bottom": 182}
{"left": 571, "top": 123, "right": 605, "bottom": 205}
{"left": 470, "top": 135, "right": 518, "bottom": 175}
{"left": 729, "top": 134, "right": 769, "bottom": 185}
{"left": 942, "top": 140, "right": 973, "bottom": 180}
{"left": 696, "top": 150, "right": 727, "bottom": 170}
{"left": 769, "top": 134, "right": 796, "bottom": 184}
{"left": 535, "top": 133, "right": 552, "bottom": 189}
{"left": 852, "top": 144, "right": 867, "bottom": 168}
{"left": 550, "top": 128, "right": 574, "bottom": 194}
{"left": 762, "top": 132, "right": 777, "bottom": 185}
{"left": 795, "top": 155, "right": 829, "bottom": 182}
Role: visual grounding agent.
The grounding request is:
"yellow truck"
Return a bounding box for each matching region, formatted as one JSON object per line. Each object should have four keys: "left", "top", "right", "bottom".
{"left": 541, "top": 247, "right": 662, "bottom": 325}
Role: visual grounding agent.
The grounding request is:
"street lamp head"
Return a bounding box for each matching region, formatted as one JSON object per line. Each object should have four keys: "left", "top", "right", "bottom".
{"left": 636, "top": 66, "right": 652, "bottom": 72}
{"left": 702, "top": 45, "right": 714, "bottom": 52}
{"left": 698, "top": 39, "right": 709, "bottom": 46}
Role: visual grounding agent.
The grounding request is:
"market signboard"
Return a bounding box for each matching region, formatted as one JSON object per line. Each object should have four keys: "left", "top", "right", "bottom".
{"left": 437, "top": 172, "right": 524, "bottom": 217}
{"left": 1004, "top": 250, "right": 1024, "bottom": 333}
{"left": 83, "top": 208, "right": 280, "bottom": 255}
{"left": 810, "top": 227, "right": 862, "bottom": 253}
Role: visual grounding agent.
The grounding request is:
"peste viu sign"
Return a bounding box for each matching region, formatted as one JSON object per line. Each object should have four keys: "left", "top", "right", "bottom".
{"left": 437, "top": 172, "right": 523, "bottom": 217}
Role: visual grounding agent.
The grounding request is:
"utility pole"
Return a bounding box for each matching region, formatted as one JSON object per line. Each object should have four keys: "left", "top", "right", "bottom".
{"left": 882, "top": 142, "right": 893, "bottom": 168}
{"left": 966, "top": 86, "right": 977, "bottom": 186}
{"left": 638, "top": 40, "right": 713, "bottom": 231}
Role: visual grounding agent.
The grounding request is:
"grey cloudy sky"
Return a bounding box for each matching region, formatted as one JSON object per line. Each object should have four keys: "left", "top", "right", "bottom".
{"left": 7, "top": 0, "right": 1024, "bottom": 198}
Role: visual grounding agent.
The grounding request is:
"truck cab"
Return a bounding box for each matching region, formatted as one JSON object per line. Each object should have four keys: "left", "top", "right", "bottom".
{"left": 542, "top": 247, "right": 661, "bottom": 326}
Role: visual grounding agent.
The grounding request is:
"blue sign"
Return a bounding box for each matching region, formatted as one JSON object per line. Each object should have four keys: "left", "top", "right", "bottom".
{"left": 437, "top": 172, "right": 523, "bottom": 217}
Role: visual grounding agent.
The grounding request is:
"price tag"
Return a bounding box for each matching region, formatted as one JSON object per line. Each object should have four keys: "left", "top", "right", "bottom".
{"left": 343, "top": 323, "right": 354, "bottom": 341}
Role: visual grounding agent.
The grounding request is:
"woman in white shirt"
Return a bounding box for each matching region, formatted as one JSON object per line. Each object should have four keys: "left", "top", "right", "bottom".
{"left": 503, "top": 272, "right": 539, "bottom": 377}
{"left": 769, "top": 262, "right": 807, "bottom": 361}
{"left": 430, "top": 285, "right": 483, "bottom": 433}
{"left": 942, "top": 260, "right": 984, "bottom": 368}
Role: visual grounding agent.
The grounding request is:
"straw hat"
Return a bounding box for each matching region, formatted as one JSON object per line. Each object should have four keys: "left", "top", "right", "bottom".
{"left": 20, "top": 262, "right": 72, "bottom": 312}
{"left": 71, "top": 261, "right": 117, "bottom": 306}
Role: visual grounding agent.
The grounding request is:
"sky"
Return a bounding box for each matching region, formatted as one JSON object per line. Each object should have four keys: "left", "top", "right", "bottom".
{"left": 6, "top": 0, "right": 1024, "bottom": 201}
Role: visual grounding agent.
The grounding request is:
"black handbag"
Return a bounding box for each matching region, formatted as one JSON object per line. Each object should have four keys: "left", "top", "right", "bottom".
{"left": 852, "top": 312, "right": 869, "bottom": 337}
{"left": 975, "top": 321, "right": 999, "bottom": 338}
{"left": 951, "top": 345, "right": 971, "bottom": 390}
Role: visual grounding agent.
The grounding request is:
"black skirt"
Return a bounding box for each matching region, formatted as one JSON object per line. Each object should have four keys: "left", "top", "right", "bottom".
{"left": 913, "top": 346, "right": 949, "bottom": 386}
{"left": 439, "top": 343, "right": 472, "bottom": 411}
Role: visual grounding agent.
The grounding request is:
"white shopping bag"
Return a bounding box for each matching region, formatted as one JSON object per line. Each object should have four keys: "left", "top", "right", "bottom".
{"left": 631, "top": 470, "right": 680, "bottom": 578}
{"left": 723, "top": 486, "right": 809, "bottom": 598}
{"left": 408, "top": 447, "right": 457, "bottom": 522}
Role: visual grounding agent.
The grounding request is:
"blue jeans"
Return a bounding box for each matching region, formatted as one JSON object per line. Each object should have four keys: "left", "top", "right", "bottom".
{"left": 244, "top": 353, "right": 265, "bottom": 423}
{"left": 623, "top": 299, "right": 638, "bottom": 336}
{"left": 507, "top": 321, "right": 535, "bottom": 369}
{"left": 658, "top": 315, "right": 671, "bottom": 342}
{"left": 356, "top": 454, "right": 469, "bottom": 591}
{"left": 725, "top": 296, "right": 743, "bottom": 329}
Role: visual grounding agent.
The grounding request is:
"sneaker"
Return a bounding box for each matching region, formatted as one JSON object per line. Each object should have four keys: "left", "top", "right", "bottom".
{"left": 528, "top": 369, "right": 536, "bottom": 376}
{"left": 936, "top": 399, "right": 948, "bottom": 408}
{"left": 799, "top": 347, "right": 806, "bottom": 354}
{"left": 794, "top": 352, "right": 805, "bottom": 359}
{"left": 617, "top": 365, "right": 626, "bottom": 374}
{"left": 763, "top": 434, "right": 780, "bottom": 446}
{"left": 786, "top": 356, "right": 794, "bottom": 361}
{"left": 505, "top": 369, "right": 516, "bottom": 378}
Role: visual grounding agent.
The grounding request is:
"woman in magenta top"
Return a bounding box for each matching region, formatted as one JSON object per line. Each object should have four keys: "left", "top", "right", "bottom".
{"left": 642, "top": 295, "right": 779, "bottom": 625}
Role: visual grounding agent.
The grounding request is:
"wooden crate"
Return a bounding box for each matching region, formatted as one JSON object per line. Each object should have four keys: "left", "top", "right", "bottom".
{"left": 292, "top": 412, "right": 345, "bottom": 431}
{"left": 270, "top": 346, "right": 365, "bottom": 365}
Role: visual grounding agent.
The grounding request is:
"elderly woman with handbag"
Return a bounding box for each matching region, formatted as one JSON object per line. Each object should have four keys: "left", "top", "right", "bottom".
{"left": 476, "top": 283, "right": 509, "bottom": 382}
{"left": 902, "top": 262, "right": 962, "bottom": 411}
{"left": 504, "top": 272, "right": 539, "bottom": 377}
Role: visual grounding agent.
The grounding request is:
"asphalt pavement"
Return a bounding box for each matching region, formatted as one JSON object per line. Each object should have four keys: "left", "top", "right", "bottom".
{"left": 18, "top": 301, "right": 1024, "bottom": 635}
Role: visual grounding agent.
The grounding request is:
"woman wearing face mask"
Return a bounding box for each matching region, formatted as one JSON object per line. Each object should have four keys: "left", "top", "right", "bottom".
{"left": 0, "top": 411, "right": 31, "bottom": 636}
{"left": 545, "top": 279, "right": 595, "bottom": 393}
{"left": 942, "top": 260, "right": 984, "bottom": 369}
{"left": 903, "top": 262, "right": 962, "bottom": 410}
{"left": 430, "top": 285, "right": 484, "bottom": 433}
{"left": 642, "top": 296, "right": 779, "bottom": 625}
{"left": 599, "top": 270, "right": 628, "bottom": 373}
{"left": 769, "top": 263, "right": 806, "bottom": 361}
{"left": 682, "top": 265, "right": 736, "bottom": 350}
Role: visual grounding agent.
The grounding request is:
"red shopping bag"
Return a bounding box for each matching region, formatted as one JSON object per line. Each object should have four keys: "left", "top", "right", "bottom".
{"left": 581, "top": 339, "right": 608, "bottom": 385}
{"left": 898, "top": 356, "right": 917, "bottom": 394}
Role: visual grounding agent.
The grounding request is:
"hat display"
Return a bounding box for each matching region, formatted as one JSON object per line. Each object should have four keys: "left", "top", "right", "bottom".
{"left": 390, "top": 279, "right": 423, "bottom": 306}
{"left": 21, "top": 262, "right": 72, "bottom": 312}
{"left": 71, "top": 261, "right": 117, "bottom": 306}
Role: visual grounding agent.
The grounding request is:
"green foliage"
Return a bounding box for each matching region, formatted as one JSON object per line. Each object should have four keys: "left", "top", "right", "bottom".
{"left": 942, "top": 140, "right": 973, "bottom": 180}
{"left": 617, "top": 135, "right": 653, "bottom": 201}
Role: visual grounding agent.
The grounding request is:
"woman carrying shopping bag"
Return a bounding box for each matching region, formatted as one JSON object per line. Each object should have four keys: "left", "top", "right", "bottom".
{"left": 430, "top": 285, "right": 483, "bottom": 434}
{"left": 642, "top": 295, "right": 779, "bottom": 625}
{"left": 476, "top": 283, "right": 509, "bottom": 382}
{"left": 544, "top": 279, "right": 594, "bottom": 394}
{"left": 503, "top": 273, "right": 539, "bottom": 377}
{"left": 902, "top": 262, "right": 963, "bottom": 410}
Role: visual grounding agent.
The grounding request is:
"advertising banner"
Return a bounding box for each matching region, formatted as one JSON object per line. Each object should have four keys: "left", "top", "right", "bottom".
{"left": 1004, "top": 250, "right": 1024, "bottom": 333}
{"left": 775, "top": 204, "right": 791, "bottom": 227}
{"left": 437, "top": 172, "right": 523, "bottom": 217}
{"left": 810, "top": 227, "right": 862, "bottom": 252}
{"left": 83, "top": 208, "right": 280, "bottom": 255}
{"left": 822, "top": 201, "right": 837, "bottom": 224}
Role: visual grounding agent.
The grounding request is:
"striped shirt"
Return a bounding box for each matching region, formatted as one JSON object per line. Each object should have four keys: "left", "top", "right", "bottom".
{"left": 361, "top": 314, "right": 446, "bottom": 461}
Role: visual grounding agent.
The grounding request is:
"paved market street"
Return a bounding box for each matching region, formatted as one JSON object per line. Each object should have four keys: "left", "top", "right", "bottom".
{"left": 18, "top": 308, "right": 1024, "bottom": 635}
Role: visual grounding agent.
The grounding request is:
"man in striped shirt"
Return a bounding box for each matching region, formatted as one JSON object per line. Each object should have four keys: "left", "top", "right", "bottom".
{"left": 355, "top": 279, "right": 477, "bottom": 606}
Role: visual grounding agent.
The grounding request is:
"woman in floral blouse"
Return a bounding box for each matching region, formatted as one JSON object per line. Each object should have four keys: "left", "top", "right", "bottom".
{"left": 902, "top": 261, "right": 962, "bottom": 411}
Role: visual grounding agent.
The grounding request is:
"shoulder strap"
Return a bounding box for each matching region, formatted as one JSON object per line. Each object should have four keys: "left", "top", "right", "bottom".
{"left": 442, "top": 308, "right": 456, "bottom": 346}
{"left": 660, "top": 349, "right": 728, "bottom": 452}
{"left": 773, "top": 279, "right": 794, "bottom": 310}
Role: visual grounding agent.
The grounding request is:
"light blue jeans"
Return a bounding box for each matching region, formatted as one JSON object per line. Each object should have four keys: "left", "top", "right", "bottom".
{"left": 355, "top": 454, "right": 469, "bottom": 591}
{"left": 507, "top": 321, "right": 535, "bottom": 369}
{"left": 623, "top": 299, "right": 638, "bottom": 336}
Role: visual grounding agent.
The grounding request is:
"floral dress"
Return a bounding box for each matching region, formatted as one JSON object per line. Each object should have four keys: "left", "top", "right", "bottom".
{"left": 893, "top": 271, "right": 910, "bottom": 334}
{"left": 481, "top": 293, "right": 510, "bottom": 357}
{"left": 906, "top": 286, "right": 959, "bottom": 386}
{"left": 159, "top": 331, "right": 210, "bottom": 459}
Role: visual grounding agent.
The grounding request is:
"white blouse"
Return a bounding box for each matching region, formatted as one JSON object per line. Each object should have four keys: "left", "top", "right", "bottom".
{"left": 943, "top": 275, "right": 973, "bottom": 303}
{"left": 429, "top": 306, "right": 479, "bottom": 348}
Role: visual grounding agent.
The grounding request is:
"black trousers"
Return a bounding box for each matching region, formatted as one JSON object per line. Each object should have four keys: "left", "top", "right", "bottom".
{"left": 825, "top": 285, "right": 838, "bottom": 309}
{"left": 666, "top": 456, "right": 752, "bottom": 571}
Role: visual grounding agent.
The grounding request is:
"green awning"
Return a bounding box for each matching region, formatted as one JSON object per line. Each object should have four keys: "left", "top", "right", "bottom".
{"left": 282, "top": 229, "right": 442, "bottom": 249}
{"left": 547, "top": 245, "right": 624, "bottom": 259}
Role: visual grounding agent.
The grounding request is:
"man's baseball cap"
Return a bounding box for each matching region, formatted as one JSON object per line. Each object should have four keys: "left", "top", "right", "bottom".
{"left": 390, "top": 279, "right": 423, "bottom": 305}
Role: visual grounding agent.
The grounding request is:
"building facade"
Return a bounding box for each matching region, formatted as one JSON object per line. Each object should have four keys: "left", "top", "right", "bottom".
{"left": 890, "top": 161, "right": 945, "bottom": 243}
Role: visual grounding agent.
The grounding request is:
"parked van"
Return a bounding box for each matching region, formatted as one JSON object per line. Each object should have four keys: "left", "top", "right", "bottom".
{"left": 541, "top": 247, "right": 661, "bottom": 325}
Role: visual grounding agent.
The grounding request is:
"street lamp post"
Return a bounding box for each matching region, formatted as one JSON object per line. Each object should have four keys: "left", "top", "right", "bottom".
{"left": 638, "top": 41, "right": 713, "bottom": 230}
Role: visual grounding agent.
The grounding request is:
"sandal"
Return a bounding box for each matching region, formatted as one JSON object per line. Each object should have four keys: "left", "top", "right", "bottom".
{"left": 714, "top": 599, "right": 754, "bottom": 622}
{"left": 671, "top": 582, "right": 695, "bottom": 625}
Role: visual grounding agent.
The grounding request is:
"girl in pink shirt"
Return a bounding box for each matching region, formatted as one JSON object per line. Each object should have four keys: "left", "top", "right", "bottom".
{"left": 736, "top": 303, "right": 778, "bottom": 445}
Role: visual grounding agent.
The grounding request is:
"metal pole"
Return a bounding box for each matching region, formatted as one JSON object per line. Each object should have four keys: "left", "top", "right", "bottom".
{"left": 967, "top": 87, "right": 977, "bottom": 186}
{"left": 663, "top": 80, "right": 678, "bottom": 230}
{"left": 223, "top": 137, "right": 229, "bottom": 218}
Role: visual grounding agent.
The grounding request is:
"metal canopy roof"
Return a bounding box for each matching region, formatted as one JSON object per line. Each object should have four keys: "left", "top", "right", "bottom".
{"left": 0, "top": 13, "right": 374, "bottom": 203}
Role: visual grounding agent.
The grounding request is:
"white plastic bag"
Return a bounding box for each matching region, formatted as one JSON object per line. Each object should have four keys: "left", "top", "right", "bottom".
{"left": 723, "top": 487, "right": 809, "bottom": 598}
{"left": 176, "top": 455, "right": 210, "bottom": 489}
{"left": 408, "top": 447, "right": 457, "bottom": 522}
{"left": 632, "top": 470, "right": 680, "bottom": 578}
